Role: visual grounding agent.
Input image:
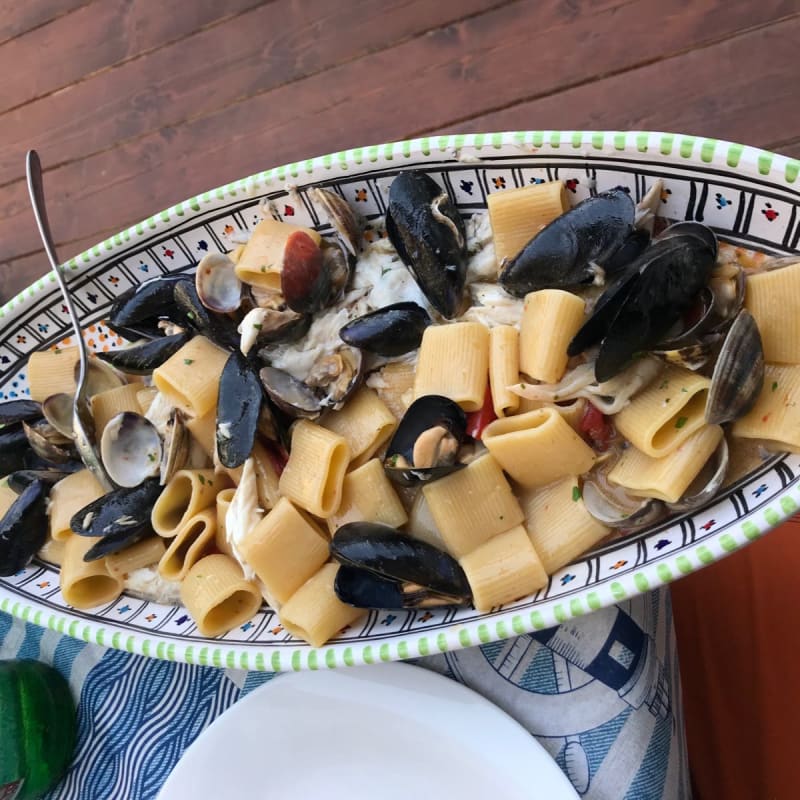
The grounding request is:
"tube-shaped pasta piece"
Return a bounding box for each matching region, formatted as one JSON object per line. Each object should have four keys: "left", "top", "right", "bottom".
{"left": 326, "top": 459, "right": 408, "bottom": 534}
{"left": 482, "top": 408, "right": 595, "bottom": 488}
{"left": 744, "top": 260, "right": 800, "bottom": 363}
{"left": 489, "top": 326, "right": 520, "bottom": 417}
{"left": 519, "top": 290, "right": 586, "bottom": 383}
{"left": 153, "top": 336, "right": 229, "bottom": 417}
{"left": 185, "top": 407, "right": 216, "bottom": 458}
{"left": 278, "top": 420, "right": 349, "bottom": 518}
{"left": 414, "top": 322, "right": 489, "bottom": 412}
{"left": 136, "top": 387, "right": 158, "bottom": 415}
{"left": 26, "top": 346, "right": 80, "bottom": 402}
{"left": 279, "top": 563, "right": 365, "bottom": 648}
{"left": 228, "top": 243, "right": 246, "bottom": 264}
{"left": 320, "top": 387, "right": 396, "bottom": 468}
{"left": 521, "top": 476, "right": 611, "bottom": 574}
{"left": 367, "top": 362, "right": 416, "bottom": 420}
{"left": 215, "top": 487, "right": 237, "bottom": 557}
{"left": 37, "top": 536, "right": 65, "bottom": 567}
{"left": 60, "top": 534, "right": 123, "bottom": 610}
{"left": 89, "top": 382, "right": 144, "bottom": 436}
{"left": 180, "top": 554, "right": 262, "bottom": 638}
{"left": 105, "top": 537, "right": 166, "bottom": 579}
{"left": 609, "top": 424, "right": 723, "bottom": 503}
{"left": 459, "top": 524, "right": 548, "bottom": 611}
{"left": 151, "top": 469, "right": 227, "bottom": 537}
{"left": 158, "top": 508, "right": 218, "bottom": 581}
{"left": 422, "top": 454, "right": 523, "bottom": 558}
{"left": 487, "top": 180, "right": 568, "bottom": 267}
{"left": 0, "top": 483, "right": 17, "bottom": 516}
{"left": 49, "top": 469, "right": 105, "bottom": 541}
{"left": 613, "top": 365, "right": 711, "bottom": 457}
{"left": 234, "top": 218, "right": 322, "bottom": 289}
{"left": 239, "top": 497, "right": 329, "bottom": 607}
{"left": 732, "top": 364, "right": 800, "bottom": 451}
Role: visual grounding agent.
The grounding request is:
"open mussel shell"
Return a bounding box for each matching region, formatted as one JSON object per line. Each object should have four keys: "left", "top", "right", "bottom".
{"left": 96, "top": 331, "right": 191, "bottom": 374}
{"left": 0, "top": 399, "right": 42, "bottom": 426}
{"left": 705, "top": 309, "right": 764, "bottom": 425}
{"left": 195, "top": 252, "right": 242, "bottom": 313}
{"left": 309, "top": 187, "right": 362, "bottom": 256}
{"left": 108, "top": 274, "right": 192, "bottom": 339}
{"left": 582, "top": 474, "right": 665, "bottom": 529}
{"left": 173, "top": 280, "right": 240, "bottom": 351}
{"left": 386, "top": 170, "right": 467, "bottom": 319}
{"left": 330, "top": 523, "right": 472, "bottom": 609}
{"left": 652, "top": 335, "right": 721, "bottom": 372}
{"left": 339, "top": 302, "right": 432, "bottom": 357}
{"left": 0, "top": 479, "right": 49, "bottom": 576}
{"left": 499, "top": 188, "right": 634, "bottom": 296}
{"left": 23, "top": 419, "right": 76, "bottom": 465}
{"left": 665, "top": 437, "right": 729, "bottom": 514}
{"left": 383, "top": 395, "right": 467, "bottom": 487}
{"left": 259, "top": 366, "right": 322, "bottom": 419}
{"left": 100, "top": 412, "right": 163, "bottom": 488}
{"left": 216, "top": 352, "right": 263, "bottom": 469}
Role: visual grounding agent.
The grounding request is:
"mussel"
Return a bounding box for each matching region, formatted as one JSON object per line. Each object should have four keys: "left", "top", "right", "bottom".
{"left": 339, "top": 302, "right": 432, "bottom": 356}
{"left": 107, "top": 274, "right": 191, "bottom": 340}
{"left": 96, "top": 331, "right": 191, "bottom": 374}
{"left": 0, "top": 479, "right": 49, "bottom": 576}
{"left": 0, "top": 399, "right": 42, "bottom": 426}
{"left": 216, "top": 351, "right": 263, "bottom": 469}
{"left": 330, "top": 523, "right": 472, "bottom": 609}
{"left": 498, "top": 188, "right": 635, "bottom": 296}
{"left": 383, "top": 395, "right": 467, "bottom": 486}
{"left": 569, "top": 222, "right": 718, "bottom": 382}
{"left": 386, "top": 171, "right": 467, "bottom": 318}
{"left": 5, "top": 469, "right": 72, "bottom": 493}
{"left": 173, "top": 280, "right": 240, "bottom": 351}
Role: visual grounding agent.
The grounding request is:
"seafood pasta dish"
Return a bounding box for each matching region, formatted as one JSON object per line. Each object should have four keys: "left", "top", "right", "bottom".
{"left": 1, "top": 171, "right": 796, "bottom": 648}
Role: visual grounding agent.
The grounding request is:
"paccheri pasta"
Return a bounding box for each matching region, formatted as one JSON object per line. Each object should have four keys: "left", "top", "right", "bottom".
{"left": 0, "top": 175, "right": 790, "bottom": 649}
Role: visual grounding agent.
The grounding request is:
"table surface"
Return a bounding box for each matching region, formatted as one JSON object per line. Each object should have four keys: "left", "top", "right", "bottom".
{"left": 2, "top": 3, "right": 799, "bottom": 798}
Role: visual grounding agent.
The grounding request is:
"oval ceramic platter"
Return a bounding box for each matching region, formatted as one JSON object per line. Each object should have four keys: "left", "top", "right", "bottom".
{"left": 1, "top": 131, "right": 799, "bottom": 672}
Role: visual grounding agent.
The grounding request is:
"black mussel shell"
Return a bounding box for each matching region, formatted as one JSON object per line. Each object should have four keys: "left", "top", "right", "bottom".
{"left": 70, "top": 478, "right": 162, "bottom": 539}
{"left": 386, "top": 171, "right": 467, "bottom": 319}
{"left": 96, "top": 331, "right": 191, "bottom": 374}
{"left": 602, "top": 227, "right": 651, "bottom": 277}
{"left": 173, "top": 280, "right": 240, "bottom": 351}
{"left": 383, "top": 395, "right": 467, "bottom": 487}
{"left": 0, "top": 479, "right": 49, "bottom": 576}
{"left": 0, "top": 423, "right": 34, "bottom": 475}
{"left": 498, "top": 188, "right": 634, "bottom": 296}
{"left": 339, "top": 302, "right": 432, "bottom": 357}
{"left": 6, "top": 469, "right": 72, "bottom": 493}
{"left": 330, "top": 523, "right": 472, "bottom": 605}
{"left": 108, "top": 274, "right": 191, "bottom": 336}
{"left": 216, "top": 352, "right": 264, "bottom": 469}
{"left": 83, "top": 528, "right": 157, "bottom": 562}
{"left": 0, "top": 399, "right": 43, "bottom": 426}
{"left": 658, "top": 221, "right": 718, "bottom": 256}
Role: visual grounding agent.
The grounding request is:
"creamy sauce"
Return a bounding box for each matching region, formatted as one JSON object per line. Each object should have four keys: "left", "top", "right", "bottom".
{"left": 124, "top": 566, "right": 182, "bottom": 605}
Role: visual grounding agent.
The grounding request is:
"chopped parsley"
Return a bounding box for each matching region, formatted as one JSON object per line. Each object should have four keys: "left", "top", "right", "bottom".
{"left": 184, "top": 358, "right": 194, "bottom": 366}
{"left": 772, "top": 381, "right": 779, "bottom": 392}
{"left": 253, "top": 323, "right": 263, "bottom": 330}
{"left": 198, "top": 474, "right": 206, "bottom": 485}
{"left": 675, "top": 416, "right": 688, "bottom": 429}
{"left": 659, "top": 379, "right": 670, "bottom": 390}
{"left": 571, "top": 485, "right": 581, "bottom": 502}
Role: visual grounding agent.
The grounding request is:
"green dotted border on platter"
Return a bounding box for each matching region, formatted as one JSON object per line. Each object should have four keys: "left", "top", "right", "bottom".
{"left": 1, "top": 131, "right": 797, "bottom": 671}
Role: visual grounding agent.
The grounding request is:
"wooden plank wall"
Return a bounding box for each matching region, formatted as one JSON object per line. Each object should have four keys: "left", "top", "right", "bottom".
{"left": 1, "top": 0, "right": 798, "bottom": 300}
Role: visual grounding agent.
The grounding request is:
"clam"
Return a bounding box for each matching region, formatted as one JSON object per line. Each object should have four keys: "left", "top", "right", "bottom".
{"left": 306, "top": 346, "right": 363, "bottom": 410}
{"left": 581, "top": 473, "right": 665, "bottom": 529}
{"left": 665, "top": 437, "right": 729, "bottom": 513}
{"left": 386, "top": 170, "right": 467, "bottom": 318}
{"left": 339, "top": 302, "right": 432, "bottom": 357}
{"left": 259, "top": 366, "right": 323, "bottom": 419}
{"left": 173, "top": 280, "right": 240, "bottom": 351}
{"left": 100, "top": 412, "right": 163, "bottom": 488}
{"left": 330, "top": 522, "right": 472, "bottom": 609}
{"left": 705, "top": 309, "right": 764, "bottom": 425}
{"left": 383, "top": 395, "right": 467, "bottom": 487}
{"left": 42, "top": 393, "right": 76, "bottom": 439}
{"left": 499, "top": 188, "right": 635, "bottom": 295}
{"left": 160, "top": 408, "right": 189, "bottom": 485}
{"left": 195, "top": 252, "right": 242, "bottom": 313}
{"left": 0, "top": 479, "right": 49, "bottom": 576}
{"left": 309, "top": 187, "right": 362, "bottom": 256}
{"left": 23, "top": 419, "right": 76, "bottom": 464}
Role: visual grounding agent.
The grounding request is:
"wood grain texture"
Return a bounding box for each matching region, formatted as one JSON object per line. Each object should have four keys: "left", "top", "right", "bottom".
{"left": 1, "top": 0, "right": 795, "bottom": 281}
{"left": 0, "top": 0, "right": 89, "bottom": 46}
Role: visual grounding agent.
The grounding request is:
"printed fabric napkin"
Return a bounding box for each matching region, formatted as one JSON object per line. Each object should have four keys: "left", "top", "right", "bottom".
{"left": 0, "top": 587, "right": 690, "bottom": 799}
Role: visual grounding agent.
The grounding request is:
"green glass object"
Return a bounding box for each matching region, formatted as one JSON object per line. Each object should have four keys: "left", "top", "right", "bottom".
{"left": 0, "top": 660, "right": 76, "bottom": 800}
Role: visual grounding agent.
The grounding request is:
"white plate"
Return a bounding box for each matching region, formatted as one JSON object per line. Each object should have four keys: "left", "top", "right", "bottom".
{"left": 157, "top": 662, "right": 579, "bottom": 800}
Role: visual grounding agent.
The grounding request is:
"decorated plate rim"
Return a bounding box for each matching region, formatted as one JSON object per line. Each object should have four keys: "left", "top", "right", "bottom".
{"left": 1, "top": 130, "right": 798, "bottom": 671}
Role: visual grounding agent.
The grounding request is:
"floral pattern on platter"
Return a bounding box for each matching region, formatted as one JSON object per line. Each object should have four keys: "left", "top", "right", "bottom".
{"left": 1, "top": 131, "right": 799, "bottom": 671}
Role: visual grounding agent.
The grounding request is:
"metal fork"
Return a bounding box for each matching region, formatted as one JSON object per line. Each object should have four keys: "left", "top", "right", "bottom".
{"left": 25, "top": 150, "right": 114, "bottom": 490}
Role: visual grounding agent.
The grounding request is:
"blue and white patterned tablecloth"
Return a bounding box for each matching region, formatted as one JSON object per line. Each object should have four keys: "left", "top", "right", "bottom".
{"left": 0, "top": 588, "right": 691, "bottom": 800}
